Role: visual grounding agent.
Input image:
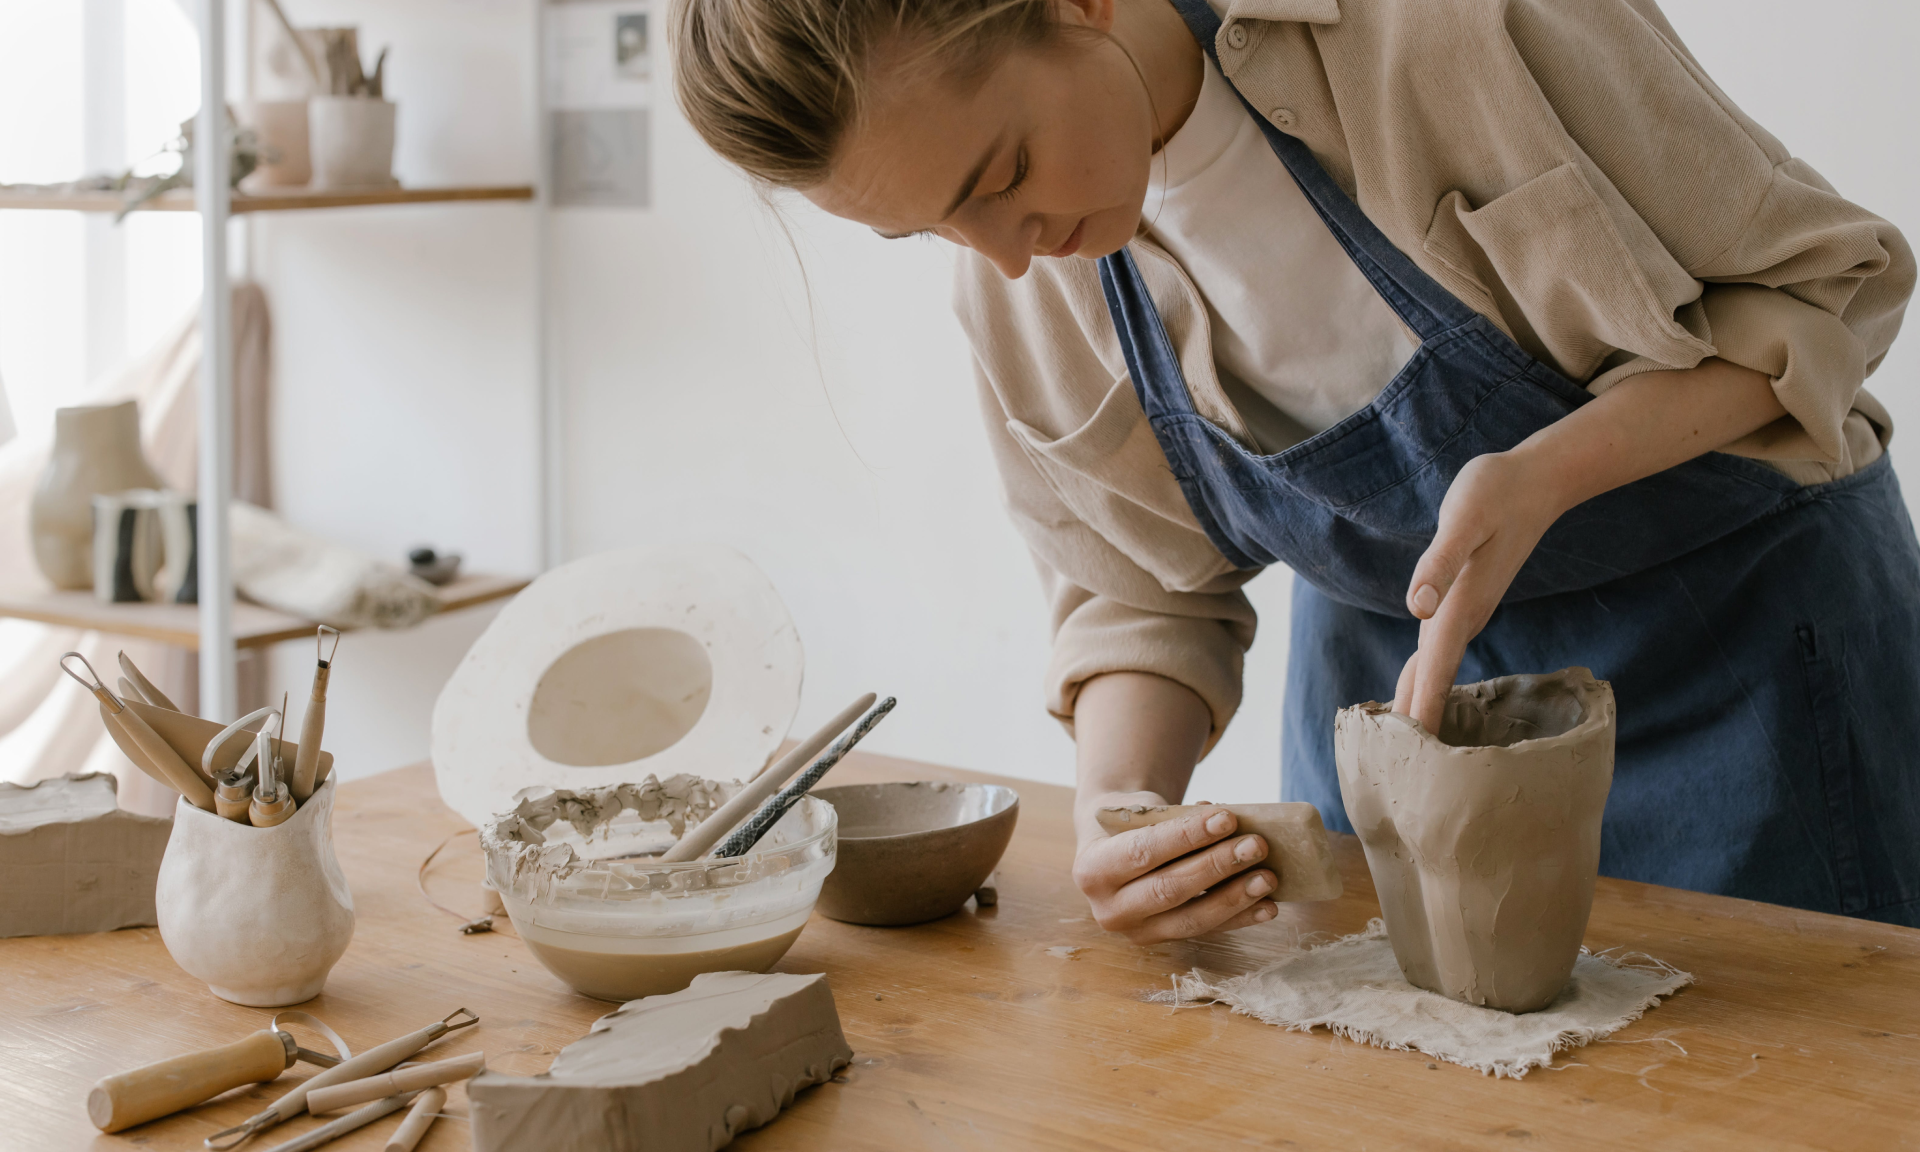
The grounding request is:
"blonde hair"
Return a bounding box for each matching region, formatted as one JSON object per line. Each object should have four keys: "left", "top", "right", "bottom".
{"left": 672, "top": 0, "right": 1072, "bottom": 189}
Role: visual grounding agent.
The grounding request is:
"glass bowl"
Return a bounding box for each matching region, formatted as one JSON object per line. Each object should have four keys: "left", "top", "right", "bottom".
{"left": 482, "top": 792, "right": 836, "bottom": 1002}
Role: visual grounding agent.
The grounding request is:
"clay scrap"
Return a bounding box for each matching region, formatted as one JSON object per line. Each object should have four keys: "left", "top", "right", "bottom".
{"left": 468, "top": 970, "right": 852, "bottom": 1152}
{"left": 483, "top": 775, "right": 736, "bottom": 893}
{"left": 1334, "top": 667, "right": 1616, "bottom": 1013}
{"left": 0, "top": 773, "right": 171, "bottom": 937}
{"left": 1094, "top": 803, "right": 1342, "bottom": 902}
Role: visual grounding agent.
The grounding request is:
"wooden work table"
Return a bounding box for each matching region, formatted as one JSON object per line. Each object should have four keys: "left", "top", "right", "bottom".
{"left": 3, "top": 754, "right": 1916, "bottom": 1150}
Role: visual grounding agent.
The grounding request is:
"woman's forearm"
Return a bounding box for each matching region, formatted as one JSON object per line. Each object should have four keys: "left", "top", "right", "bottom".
{"left": 1070, "top": 671, "right": 1213, "bottom": 844}
{"left": 1515, "top": 357, "right": 1788, "bottom": 516}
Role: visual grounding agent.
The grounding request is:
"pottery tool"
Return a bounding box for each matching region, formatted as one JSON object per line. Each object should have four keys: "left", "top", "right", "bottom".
{"left": 659, "top": 693, "right": 878, "bottom": 863}
{"left": 257, "top": 1092, "right": 419, "bottom": 1152}
{"left": 60, "top": 653, "right": 217, "bottom": 811}
{"left": 204, "top": 1007, "right": 479, "bottom": 1150}
{"left": 205, "top": 707, "right": 275, "bottom": 823}
{"left": 291, "top": 627, "right": 339, "bottom": 802}
{"left": 87, "top": 1015, "right": 349, "bottom": 1134}
{"left": 250, "top": 706, "right": 296, "bottom": 828}
{"left": 306, "top": 1050, "right": 485, "bottom": 1114}
{"left": 384, "top": 1087, "right": 445, "bottom": 1152}
{"left": 1095, "top": 803, "right": 1343, "bottom": 903}
{"left": 712, "top": 696, "right": 896, "bottom": 859}
{"left": 117, "top": 650, "right": 179, "bottom": 711}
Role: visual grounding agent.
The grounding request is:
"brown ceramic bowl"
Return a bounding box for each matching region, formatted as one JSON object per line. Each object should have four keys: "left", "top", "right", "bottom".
{"left": 812, "top": 782, "right": 1019, "bottom": 926}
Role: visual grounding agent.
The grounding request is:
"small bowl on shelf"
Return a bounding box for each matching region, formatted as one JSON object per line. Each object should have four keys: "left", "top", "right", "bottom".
{"left": 811, "top": 781, "right": 1018, "bottom": 926}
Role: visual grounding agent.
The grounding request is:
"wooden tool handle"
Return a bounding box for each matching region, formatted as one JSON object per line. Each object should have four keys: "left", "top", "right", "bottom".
{"left": 251, "top": 792, "right": 297, "bottom": 828}
{"left": 111, "top": 706, "right": 217, "bottom": 810}
{"left": 290, "top": 680, "right": 326, "bottom": 802}
{"left": 88, "top": 1029, "right": 292, "bottom": 1133}
{"left": 384, "top": 1087, "right": 445, "bottom": 1152}
{"left": 306, "top": 1051, "right": 484, "bottom": 1115}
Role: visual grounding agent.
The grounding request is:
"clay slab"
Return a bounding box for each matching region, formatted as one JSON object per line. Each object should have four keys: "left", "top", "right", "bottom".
{"left": 0, "top": 773, "right": 171, "bottom": 937}
{"left": 1094, "top": 803, "right": 1342, "bottom": 902}
{"left": 468, "top": 970, "right": 852, "bottom": 1152}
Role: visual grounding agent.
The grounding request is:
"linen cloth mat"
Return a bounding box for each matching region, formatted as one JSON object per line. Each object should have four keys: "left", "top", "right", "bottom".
{"left": 1156, "top": 919, "right": 1692, "bottom": 1077}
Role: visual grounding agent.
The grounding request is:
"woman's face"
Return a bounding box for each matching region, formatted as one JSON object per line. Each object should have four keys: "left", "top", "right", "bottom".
{"left": 804, "top": 18, "right": 1160, "bottom": 280}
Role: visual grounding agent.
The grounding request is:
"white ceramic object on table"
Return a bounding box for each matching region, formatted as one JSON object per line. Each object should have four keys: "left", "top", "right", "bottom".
{"left": 308, "top": 96, "right": 397, "bottom": 188}
{"left": 155, "top": 776, "right": 355, "bottom": 1006}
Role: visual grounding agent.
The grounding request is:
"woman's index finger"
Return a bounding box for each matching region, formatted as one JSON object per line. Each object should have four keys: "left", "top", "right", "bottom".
{"left": 1102, "top": 807, "right": 1239, "bottom": 879}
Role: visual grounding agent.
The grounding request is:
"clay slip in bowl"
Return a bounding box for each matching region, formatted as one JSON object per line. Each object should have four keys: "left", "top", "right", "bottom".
{"left": 813, "top": 782, "right": 1018, "bottom": 926}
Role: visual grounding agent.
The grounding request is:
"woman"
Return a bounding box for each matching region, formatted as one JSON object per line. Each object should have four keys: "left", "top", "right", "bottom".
{"left": 674, "top": 0, "right": 1919, "bottom": 936}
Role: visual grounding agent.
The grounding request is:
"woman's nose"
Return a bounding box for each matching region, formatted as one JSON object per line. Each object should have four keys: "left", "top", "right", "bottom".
{"left": 949, "top": 217, "right": 1038, "bottom": 280}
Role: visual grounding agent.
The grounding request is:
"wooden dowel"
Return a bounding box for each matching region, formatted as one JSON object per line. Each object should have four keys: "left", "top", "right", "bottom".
{"left": 256, "top": 1092, "right": 418, "bottom": 1152}
{"left": 659, "top": 693, "right": 876, "bottom": 863}
{"left": 384, "top": 1087, "right": 445, "bottom": 1152}
{"left": 107, "top": 704, "right": 216, "bottom": 811}
{"left": 305, "top": 1051, "right": 484, "bottom": 1115}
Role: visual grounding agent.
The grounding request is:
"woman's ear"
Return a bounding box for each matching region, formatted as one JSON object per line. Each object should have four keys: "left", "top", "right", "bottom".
{"left": 1054, "top": 0, "right": 1118, "bottom": 35}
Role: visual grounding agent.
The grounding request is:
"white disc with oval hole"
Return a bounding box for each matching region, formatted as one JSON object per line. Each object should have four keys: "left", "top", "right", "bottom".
{"left": 431, "top": 543, "right": 803, "bottom": 827}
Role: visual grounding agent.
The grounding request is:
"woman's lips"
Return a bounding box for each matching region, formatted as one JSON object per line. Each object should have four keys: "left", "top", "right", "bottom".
{"left": 1047, "top": 218, "right": 1088, "bottom": 258}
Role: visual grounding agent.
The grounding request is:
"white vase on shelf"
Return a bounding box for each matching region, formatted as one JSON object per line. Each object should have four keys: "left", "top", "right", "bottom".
{"left": 30, "top": 401, "right": 165, "bottom": 590}
{"left": 308, "top": 96, "right": 397, "bottom": 188}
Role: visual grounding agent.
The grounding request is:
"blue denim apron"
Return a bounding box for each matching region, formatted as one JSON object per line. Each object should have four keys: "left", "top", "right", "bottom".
{"left": 1095, "top": 0, "right": 1920, "bottom": 925}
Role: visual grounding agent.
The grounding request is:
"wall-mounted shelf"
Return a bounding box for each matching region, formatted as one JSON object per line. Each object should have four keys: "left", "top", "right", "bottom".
{"left": 0, "top": 184, "right": 535, "bottom": 215}
{"left": 0, "top": 573, "right": 527, "bottom": 650}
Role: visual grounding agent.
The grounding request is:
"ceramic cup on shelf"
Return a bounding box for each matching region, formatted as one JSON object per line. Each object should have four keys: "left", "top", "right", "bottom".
{"left": 235, "top": 99, "right": 311, "bottom": 188}
{"left": 155, "top": 776, "right": 356, "bottom": 1006}
{"left": 308, "top": 96, "right": 397, "bottom": 188}
{"left": 30, "top": 400, "right": 165, "bottom": 590}
{"left": 91, "top": 489, "right": 197, "bottom": 604}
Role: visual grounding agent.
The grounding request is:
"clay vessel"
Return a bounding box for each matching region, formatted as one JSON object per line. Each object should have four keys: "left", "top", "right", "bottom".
{"left": 155, "top": 777, "right": 355, "bottom": 1006}
{"left": 30, "top": 401, "right": 165, "bottom": 589}
{"left": 308, "top": 96, "right": 396, "bottom": 187}
{"left": 235, "top": 99, "right": 311, "bottom": 187}
{"left": 1334, "top": 668, "right": 1614, "bottom": 1013}
{"left": 813, "top": 782, "right": 1018, "bottom": 926}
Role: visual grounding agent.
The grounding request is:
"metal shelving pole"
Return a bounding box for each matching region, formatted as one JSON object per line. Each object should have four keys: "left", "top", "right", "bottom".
{"left": 194, "top": 0, "right": 236, "bottom": 720}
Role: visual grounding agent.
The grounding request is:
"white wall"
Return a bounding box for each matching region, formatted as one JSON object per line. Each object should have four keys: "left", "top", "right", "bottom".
{"left": 256, "top": 0, "right": 1917, "bottom": 807}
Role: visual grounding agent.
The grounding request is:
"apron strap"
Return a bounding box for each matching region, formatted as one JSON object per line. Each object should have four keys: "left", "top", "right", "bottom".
{"left": 1097, "top": 249, "right": 1193, "bottom": 422}
{"left": 1162, "top": 0, "right": 1480, "bottom": 344}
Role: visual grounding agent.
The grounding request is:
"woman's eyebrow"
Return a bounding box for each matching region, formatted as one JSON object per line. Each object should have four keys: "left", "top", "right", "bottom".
{"left": 873, "top": 132, "right": 1006, "bottom": 240}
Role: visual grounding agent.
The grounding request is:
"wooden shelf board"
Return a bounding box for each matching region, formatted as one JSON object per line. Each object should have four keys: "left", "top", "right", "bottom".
{"left": 0, "top": 572, "right": 528, "bottom": 650}
{"left": 0, "top": 184, "right": 534, "bottom": 215}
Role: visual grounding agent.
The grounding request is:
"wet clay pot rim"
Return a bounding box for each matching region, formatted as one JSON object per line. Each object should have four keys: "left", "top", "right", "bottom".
{"left": 1349, "top": 669, "right": 1613, "bottom": 754}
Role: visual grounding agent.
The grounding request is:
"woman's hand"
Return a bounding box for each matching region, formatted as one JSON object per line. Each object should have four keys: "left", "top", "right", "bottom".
{"left": 1394, "top": 357, "right": 1789, "bottom": 733}
{"left": 1394, "top": 450, "right": 1564, "bottom": 734}
{"left": 1072, "top": 791, "right": 1278, "bottom": 944}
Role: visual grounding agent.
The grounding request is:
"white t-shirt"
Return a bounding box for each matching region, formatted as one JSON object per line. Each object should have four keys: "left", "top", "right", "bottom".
{"left": 1143, "top": 58, "right": 1415, "bottom": 453}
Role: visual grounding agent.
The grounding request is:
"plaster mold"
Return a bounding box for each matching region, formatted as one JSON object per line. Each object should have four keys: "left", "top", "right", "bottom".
{"left": 1334, "top": 668, "right": 1615, "bottom": 1013}
{"left": 0, "top": 773, "right": 172, "bottom": 937}
{"left": 468, "top": 970, "right": 852, "bottom": 1152}
{"left": 433, "top": 544, "right": 803, "bottom": 828}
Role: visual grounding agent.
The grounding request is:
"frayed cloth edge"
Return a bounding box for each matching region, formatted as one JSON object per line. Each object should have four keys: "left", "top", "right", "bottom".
{"left": 1146, "top": 920, "right": 1695, "bottom": 1079}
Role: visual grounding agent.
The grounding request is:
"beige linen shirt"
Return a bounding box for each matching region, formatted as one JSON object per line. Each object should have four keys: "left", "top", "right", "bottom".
{"left": 953, "top": 0, "right": 1914, "bottom": 748}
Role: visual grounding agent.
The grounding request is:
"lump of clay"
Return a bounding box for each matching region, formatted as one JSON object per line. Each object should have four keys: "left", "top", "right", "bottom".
{"left": 0, "top": 773, "right": 172, "bottom": 937}
{"left": 1095, "top": 803, "right": 1342, "bottom": 902}
{"left": 468, "top": 970, "right": 852, "bottom": 1152}
{"left": 1334, "top": 668, "right": 1614, "bottom": 1013}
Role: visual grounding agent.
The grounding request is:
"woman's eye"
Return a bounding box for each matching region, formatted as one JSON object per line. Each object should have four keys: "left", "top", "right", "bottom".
{"left": 991, "top": 148, "right": 1029, "bottom": 202}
